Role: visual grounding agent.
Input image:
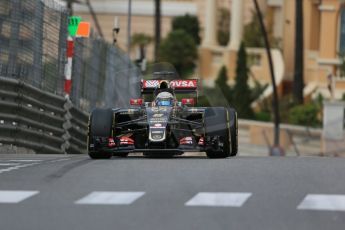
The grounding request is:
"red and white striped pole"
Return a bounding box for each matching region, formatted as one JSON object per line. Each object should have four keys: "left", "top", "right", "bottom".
{"left": 64, "top": 36, "right": 74, "bottom": 98}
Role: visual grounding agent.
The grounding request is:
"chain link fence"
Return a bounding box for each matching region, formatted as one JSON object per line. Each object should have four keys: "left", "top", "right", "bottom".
{"left": 71, "top": 36, "right": 141, "bottom": 111}
{"left": 0, "top": 0, "right": 68, "bottom": 94}
{"left": 0, "top": 0, "right": 140, "bottom": 112}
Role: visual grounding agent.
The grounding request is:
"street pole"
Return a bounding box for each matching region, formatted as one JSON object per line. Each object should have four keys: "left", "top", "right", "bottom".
{"left": 66, "top": 0, "right": 73, "bottom": 15}
{"left": 293, "top": 0, "right": 304, "bottom": 104}
{"left": 154, "top": 0, "right": 161, "bottom": 61}
{"left": 127, "top": 0, "right": 132, "bottom": 57}
{"left": 113, "top": 17, "right": 120, "bottom": 46}
{"left": 252, "top": 0, "right": 283, "bottom": 156}
{"left": 86, "top": 0, "right": 104, "bottom": 39}
{"left": 127, "top": 0, "right": 133, "bottom": 102}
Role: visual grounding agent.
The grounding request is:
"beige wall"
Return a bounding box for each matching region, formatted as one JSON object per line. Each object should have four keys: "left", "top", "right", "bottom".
{"left": 281, "top": 0, "right": 295, "bottom": 81}
{"left": 319, "top": 1, "right": 339, "bottom": 59}
{"left": 303, "top": 0, "right": 345, "bottom": 98}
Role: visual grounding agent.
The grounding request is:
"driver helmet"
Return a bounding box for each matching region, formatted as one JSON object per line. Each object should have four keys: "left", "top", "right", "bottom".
{"left": 155, "top": 92, "right": 174, "bottom": 106}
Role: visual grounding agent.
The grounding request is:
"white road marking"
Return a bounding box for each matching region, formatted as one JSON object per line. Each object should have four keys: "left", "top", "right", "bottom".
{"left": 0, "top": 163, "right": 39, "bottom": 174}
{"left": 0, "top": 191, "right": 39, "bottom": 203}
{"left": 8, "top": 160, "right": 43, "bottom": 162}
{"left": 298, "top": 194, "right": 345, "bottom": 211}
{"left": 0, "top": 163, "right": 20, "bottom": 166}
{"left": 185, "top": 192, "right": 252, "bottom": 207}
{"left": 75, "top": 191, "right": 146, "bottom": 205}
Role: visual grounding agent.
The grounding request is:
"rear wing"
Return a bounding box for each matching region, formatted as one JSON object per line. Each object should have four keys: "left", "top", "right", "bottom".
{"left": 141, "top": 79, "right": 198, "bottom": 95}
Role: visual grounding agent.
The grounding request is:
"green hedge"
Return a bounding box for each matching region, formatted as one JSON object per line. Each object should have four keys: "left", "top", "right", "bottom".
{"left": 288, "top": 103, "right": 320, "bottom": 127}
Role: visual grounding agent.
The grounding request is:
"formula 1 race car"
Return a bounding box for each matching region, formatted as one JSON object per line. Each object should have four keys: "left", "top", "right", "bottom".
{"left": 87, "top": 64, "right": 238, "bottom": 159}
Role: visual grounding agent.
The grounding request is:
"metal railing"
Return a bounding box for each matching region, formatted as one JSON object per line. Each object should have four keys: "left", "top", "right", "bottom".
{"left": 0, "top": 76, "right": 88, "bottom": 154}
{"left": 0, "top": 0, "right": 142, "bottom": 154}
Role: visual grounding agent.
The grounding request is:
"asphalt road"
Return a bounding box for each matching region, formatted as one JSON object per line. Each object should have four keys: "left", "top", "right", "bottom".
{"left": 0, "top": 153, "right": 344, "bottom": 230}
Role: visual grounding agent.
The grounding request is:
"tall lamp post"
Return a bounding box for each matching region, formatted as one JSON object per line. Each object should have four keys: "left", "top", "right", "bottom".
{"left": 252, "top": 0, "right": 283, "bottom": 156}
{"left": 154, "top": 0, "right": 161, "bottom": 62}
{"left": 127, "top": 0, "right": 132, "bottom": 56}
{"left": 293, "top": 0, "right": 304, "bottom": 104}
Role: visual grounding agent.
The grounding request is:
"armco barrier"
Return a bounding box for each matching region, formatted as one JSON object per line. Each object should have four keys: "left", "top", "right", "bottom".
{"left": 0, "top": 76, "right": 88, "bottom": 154}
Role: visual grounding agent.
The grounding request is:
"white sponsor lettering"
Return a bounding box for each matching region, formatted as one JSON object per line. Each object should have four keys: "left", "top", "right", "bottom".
{"left": 170, "top": 80, "right": 196, "bottom": 88}
{"left": 153, "top": 114, "right": 164, "bottom": 118}
{"left": 143, "top": 80, "right": 197, "bottom": 88}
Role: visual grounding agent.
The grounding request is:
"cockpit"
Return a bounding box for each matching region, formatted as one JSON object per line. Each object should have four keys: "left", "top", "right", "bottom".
{"left": 155, "top": 92, "right": 174, "bottom": 107}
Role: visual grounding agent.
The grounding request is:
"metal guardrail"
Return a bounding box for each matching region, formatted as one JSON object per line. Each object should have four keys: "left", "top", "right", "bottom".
{"left": 0, "top": 76, "right": 88, "bottom": 154}
{"left": 0, "top": 0, "right": 140, "bottom": 153}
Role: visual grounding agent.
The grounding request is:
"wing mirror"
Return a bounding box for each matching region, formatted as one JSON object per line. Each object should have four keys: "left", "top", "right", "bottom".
{"left": 181, "top": 98, "right": 195, "bottom": 106}
{"left": 130, "top": 98, "right": 143, "bottom": 106}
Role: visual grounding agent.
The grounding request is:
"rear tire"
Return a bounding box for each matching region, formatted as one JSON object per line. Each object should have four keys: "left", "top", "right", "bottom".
{"left": 227, "top": 108, "right": 238, "bottom": 156}
{"left": 204, "top": 107, "right": 231, "bottom": 158}
{"left": 88, "top": 108, "right": 113, "bottom": 159}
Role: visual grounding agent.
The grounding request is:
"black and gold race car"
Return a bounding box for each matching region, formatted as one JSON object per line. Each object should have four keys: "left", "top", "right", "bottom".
{"left": 87, "top": 64, "right": 238, "bottom": 159}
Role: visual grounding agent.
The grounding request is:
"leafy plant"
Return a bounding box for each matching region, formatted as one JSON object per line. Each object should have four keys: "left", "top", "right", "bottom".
{"left": 233, "top": 42, "right": 254, "bottom": 118}
{"left": 243, "top": 10, "right": 280, "bottom": 49}
{"left": 172, "top": 14, "right": 201, "bottom": 45}
{"left": 159, "top": 30, "right": 197, "bottom": 78}
{"left": 288, "top": 103, "right": 320, "bottom": 127}
{"left": 215, "top": 66, "right": 233, "bottom": 104}
{"left": 197, "top": 94, "right": 211, "bottom": 107}
{"left": 255, "top": 111, "right": 271, "bottom": 122}
{"left": 131, "top": 33, "right": 152, "bottom": 48}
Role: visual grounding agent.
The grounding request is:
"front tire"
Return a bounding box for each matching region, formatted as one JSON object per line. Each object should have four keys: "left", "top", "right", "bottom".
{"left": 89, "top": 151, "right": 112, "bottom": 159}
{"left": 227, "top": 108, "right": 238, "bottom": 156}
{"left": 88, "top": 108, "right": 113, "bottom": 159}
{"left": 204, "top": 107, "right": 231, "bottom": 158}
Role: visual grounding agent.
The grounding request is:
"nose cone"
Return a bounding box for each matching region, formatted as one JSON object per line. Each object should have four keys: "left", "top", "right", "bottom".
{"left": 149, "top": 127, "right": 166, "bottom": 142}
{"left": 146, "top": 107, "right": 172, "bottom": 142}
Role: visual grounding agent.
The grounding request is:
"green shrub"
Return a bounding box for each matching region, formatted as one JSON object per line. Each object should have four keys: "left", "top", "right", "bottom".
{"left": 159, "top": 30, "right": 197, "bottom": 77}
{"left": 288, "top": 103, "right": 320, "bottom": 127}
{"left": 197, "top": 95, "right": 211, "bottom": 107}
{"left": 172, "top": 14, "right": 201, "bottom": 45}
{"left": 255, "top": 111, "right": 271, "bottom": 122}
{"left": 233, "top": 43, "right": 254, "bottom": 119}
